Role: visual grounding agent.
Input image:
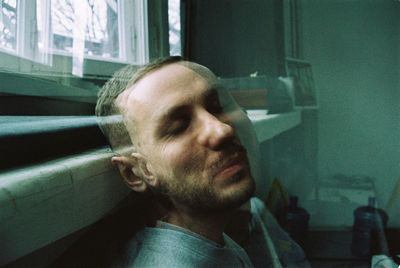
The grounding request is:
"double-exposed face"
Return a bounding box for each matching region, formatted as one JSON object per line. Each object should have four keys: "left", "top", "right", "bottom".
{"left": 118, "top": 62, "right": 255, "bottom": 212}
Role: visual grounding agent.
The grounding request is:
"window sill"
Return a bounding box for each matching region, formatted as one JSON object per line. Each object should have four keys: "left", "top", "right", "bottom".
{"left": 0, "top": 50, "right": 135, "bottom": 80}
{"left": 0, "top": 116, "right": 98, "bottom": 137}
{"left": 0, "top": 71, "right": 98, "bottom": 104}
{"left": 247, "top": 110, "right": 302, "bottom": 142}
{"left": 0, "top": 116, "right": 107, "bottom": 170}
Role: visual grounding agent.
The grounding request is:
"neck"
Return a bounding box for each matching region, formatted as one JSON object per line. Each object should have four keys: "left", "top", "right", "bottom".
{"left": 166, "top": 207, "right": 233, "bottom": 245}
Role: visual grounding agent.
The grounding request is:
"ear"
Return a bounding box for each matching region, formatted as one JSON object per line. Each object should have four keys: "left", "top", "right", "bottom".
{"left": 130, "top": 152, "right": 158, "bottom": 187}
{"left": 111, "top": 155, "right": 149, "bottom": 192}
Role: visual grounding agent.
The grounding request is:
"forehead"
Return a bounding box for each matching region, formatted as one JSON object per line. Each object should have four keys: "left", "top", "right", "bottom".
{"left": 121, "top": 62, "right": 218, "bottom": 122}
{"left": 134, "top": 63, "right": 213, "bottom": 100}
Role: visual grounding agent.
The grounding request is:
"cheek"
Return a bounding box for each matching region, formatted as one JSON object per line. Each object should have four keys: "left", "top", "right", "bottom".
{"left": 160, "top": 141, "right": 203, "bottom": 177}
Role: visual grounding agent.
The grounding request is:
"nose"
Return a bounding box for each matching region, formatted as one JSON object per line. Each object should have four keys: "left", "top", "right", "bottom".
{"left": 196, "top": 111, "right": 235, "bottom": 150}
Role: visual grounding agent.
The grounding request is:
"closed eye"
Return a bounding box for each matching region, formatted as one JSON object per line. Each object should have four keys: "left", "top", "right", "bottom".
{"left": 167, "top": 116, "right": 190, "bottom": 136}
{"left": 156, "top": 105, "right": 192, "bottom": 139}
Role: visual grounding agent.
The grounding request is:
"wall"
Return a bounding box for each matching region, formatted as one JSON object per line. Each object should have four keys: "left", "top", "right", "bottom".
{"left": 186, "top": 0, "right": 284, "bottom": 77}
{"left": 148, "top": 0, "right": 171, "bottom": 60}
{"left": 301, "top": 0, "right": 400, "bottom": 226}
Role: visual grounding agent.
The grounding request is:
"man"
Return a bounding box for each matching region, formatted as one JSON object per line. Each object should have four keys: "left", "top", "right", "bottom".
{"left": 96, "top": 56, "right": 308, "bottom": 267}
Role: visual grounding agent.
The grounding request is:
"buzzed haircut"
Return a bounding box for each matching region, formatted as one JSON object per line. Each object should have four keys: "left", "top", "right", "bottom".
{"left": 95, "top": 56, "right": 184, "bottom": 153}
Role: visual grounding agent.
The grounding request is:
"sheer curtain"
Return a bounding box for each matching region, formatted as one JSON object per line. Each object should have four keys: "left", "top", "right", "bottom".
{"left": 36, "top": 0, "right": 52, "bottom": 66}
{"left": 71, "top": 0, "right": 87, "bottom": 76}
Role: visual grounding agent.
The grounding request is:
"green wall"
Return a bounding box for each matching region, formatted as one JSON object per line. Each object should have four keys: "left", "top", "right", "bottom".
{"left": 187, "top": 0, "right": 284, "bottom": 77}
{"left": 301, "top": 0, "right": 400, "bottom": 225}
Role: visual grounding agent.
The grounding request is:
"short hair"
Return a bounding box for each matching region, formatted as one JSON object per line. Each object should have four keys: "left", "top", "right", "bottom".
{"left": 95, "top": 56, "right": 184, "bottom": 153}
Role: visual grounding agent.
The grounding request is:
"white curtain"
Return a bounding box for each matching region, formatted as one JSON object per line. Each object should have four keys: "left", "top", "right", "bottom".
{"left": 35, "top": 0, "right": 53, "bottom": 66}
{"left": 71, "top": 0, "right": 88, "bottom": 77}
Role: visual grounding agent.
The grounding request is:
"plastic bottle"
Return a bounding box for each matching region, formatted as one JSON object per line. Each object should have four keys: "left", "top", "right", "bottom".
{"left": 351, "top": 197, "right": 389, "bottom": 257}
{"left": 279, "top": 196, "right": 310, "bottom": 245}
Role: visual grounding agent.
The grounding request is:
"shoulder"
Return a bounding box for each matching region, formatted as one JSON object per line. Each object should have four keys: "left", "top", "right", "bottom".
{"left": 113, "top": 228, "right": 184, "bottom": 267}
{"left": 114, "top": 227, "right": 245, "bottom": 267}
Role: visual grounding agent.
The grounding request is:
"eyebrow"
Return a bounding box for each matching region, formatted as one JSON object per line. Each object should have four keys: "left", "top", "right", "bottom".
{"left": 159, "top": 88, "right": 220, "bottom": 120}
{"left": 159, "top": 105, "right": 190, "bottom": 123}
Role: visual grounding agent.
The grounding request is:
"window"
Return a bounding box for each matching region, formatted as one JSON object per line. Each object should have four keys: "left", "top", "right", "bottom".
{"left": 0, "top": 0, "right": 17, "bottom": 53}
{"left": 51, "top": 0, "right": 120, "bottom": 59}
{"left": 0, "top": 0, "right": 151, "bottom": 169}
{"left": 0, "top": 0, "right": 149, "bottom": 77}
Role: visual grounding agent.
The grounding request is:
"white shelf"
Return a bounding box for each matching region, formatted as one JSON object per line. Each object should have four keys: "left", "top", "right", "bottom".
{"left": 248, "top": 110, "right": 302, "bottom": 142}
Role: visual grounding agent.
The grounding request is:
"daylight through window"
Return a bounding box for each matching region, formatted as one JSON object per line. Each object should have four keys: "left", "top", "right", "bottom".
{"left": 0, "top": 0, "right": 148, "bottom": 76}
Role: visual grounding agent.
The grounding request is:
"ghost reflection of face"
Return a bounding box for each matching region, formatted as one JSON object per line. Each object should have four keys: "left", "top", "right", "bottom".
{"left": 124, "top": 62, "right": 256, "bottom": 212}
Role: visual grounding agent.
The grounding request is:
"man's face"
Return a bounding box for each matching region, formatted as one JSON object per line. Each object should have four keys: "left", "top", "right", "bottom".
{"left": 122, "top": 62, "right": 255, "bottom": 213}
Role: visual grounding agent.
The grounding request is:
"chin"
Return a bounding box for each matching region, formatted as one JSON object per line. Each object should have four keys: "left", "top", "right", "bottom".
{"left": 223, "top": 175, "right": 255, "bottom": 205}
{"left": 159, "top": 170, "right": 255, "bottom": 214}
{"left": 206, "top": 174, "right": 255, "bottom": 213}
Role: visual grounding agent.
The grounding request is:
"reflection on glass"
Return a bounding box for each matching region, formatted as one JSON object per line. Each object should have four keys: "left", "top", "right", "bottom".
{"left": 51, "top": 0, "right": 119, "bottom": 59}
{"left": 0, "top": 0, "right": 17, "bottom": 52}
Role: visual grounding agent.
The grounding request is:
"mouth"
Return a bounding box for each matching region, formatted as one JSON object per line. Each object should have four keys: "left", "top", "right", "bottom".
{"left": 213, "top": 150, "right": 247, "bottom": 181}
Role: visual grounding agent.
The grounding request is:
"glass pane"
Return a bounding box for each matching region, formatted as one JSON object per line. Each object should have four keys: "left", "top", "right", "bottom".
{"left": 0, "top": 0, "right": 17, "bottom": 51}
{"left": 168, "top": 0, "right": 181, "bottom": 56}
{"left": 51, "top": 0, "right": 119, "bottom": 59}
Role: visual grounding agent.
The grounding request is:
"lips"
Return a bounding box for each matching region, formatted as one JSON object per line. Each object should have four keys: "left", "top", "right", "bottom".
{"left": 215, "top": 161, "right": 244, "bottom": 180}
{"left": 212, "top": 150, "right": 247, "bottom": 180}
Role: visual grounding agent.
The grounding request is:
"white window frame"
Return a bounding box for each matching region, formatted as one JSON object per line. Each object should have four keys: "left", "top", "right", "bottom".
{"left": 0, "top": 0, "right": 149, "bottom": 78}
{"left": 119, "top": 0, "right": 149, "bottom": 65}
